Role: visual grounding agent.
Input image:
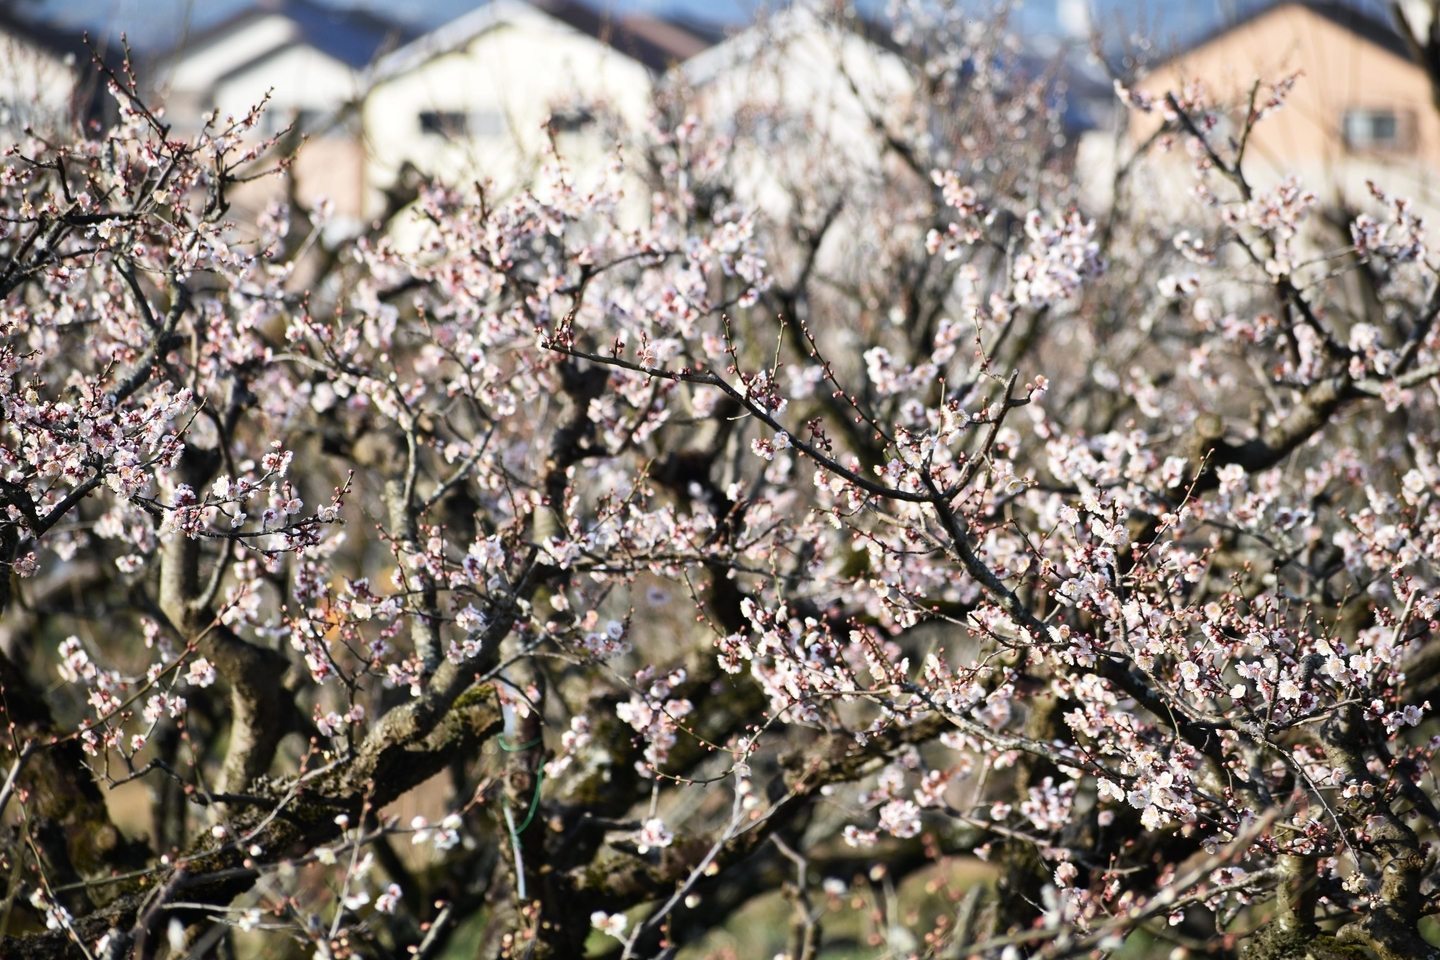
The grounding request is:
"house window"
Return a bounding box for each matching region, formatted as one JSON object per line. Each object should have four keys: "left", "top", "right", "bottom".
{"left": 472, "top": 111, "right": 505, "bottom": 137}
{"left": 550, "top": 108, "right": 594, "bottom": 133}
{"left": 1343, "top": 108, "right": 1405, "bottom": 150}
{"left": 419, "top": 111, "right": 470, "bottom": 138}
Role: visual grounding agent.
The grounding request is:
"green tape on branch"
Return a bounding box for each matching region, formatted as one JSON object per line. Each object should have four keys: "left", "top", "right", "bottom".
{"left": 515, "top": 768, "right": 544, "bottom": 835}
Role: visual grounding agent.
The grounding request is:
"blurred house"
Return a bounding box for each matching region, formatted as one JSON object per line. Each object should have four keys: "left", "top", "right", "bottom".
{"left": 679, "top": 7, "right": 914, "bottom": 216}
{"left": 0, "top": 11, "right": 103, "bottom": 138}
{"left": 1079, "top": 1, "right": 1440, "bottom": 213}
{"left": 156, "top": 0, "right": 414, "bottom": 227}
{"left": 363, "top": 0, "right": 714, "bottom": 215}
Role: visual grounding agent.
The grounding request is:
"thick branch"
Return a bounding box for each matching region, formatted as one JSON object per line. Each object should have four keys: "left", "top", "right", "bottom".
{"left": 0, "top": 681, "right": 504, "bottom": 960}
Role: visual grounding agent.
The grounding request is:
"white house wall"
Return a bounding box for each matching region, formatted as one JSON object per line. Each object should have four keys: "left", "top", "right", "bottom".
{"left": 0, "top": 33, "right": 75, "bottom": 135}
{"left": 683, "top": 11, "right": 915, "bottom": 219}
{"left": 363, "top": 16, "right": 654, "bottom": 215}
{"left": 213, "top": 44, "right": 362, "bottom": 129}
{"left": 168, "top": 16, "right": 301, "bottom": 94}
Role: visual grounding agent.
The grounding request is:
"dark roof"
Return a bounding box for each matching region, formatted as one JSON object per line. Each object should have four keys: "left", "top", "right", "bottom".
{"left": 665, "top": 15, "right": 730, "bottom": 48}
{"left": 1177, "top": 1, "right": 1410, "bottom": 64}
{"left": 531, "top": 0, "right": 712, "bottom": 71}
{"left": 174, "top": 0, "right": 414, "bottom": 70}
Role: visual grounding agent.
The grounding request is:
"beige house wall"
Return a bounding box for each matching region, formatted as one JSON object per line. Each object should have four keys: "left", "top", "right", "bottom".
{"left": 1101, "top": 3, "right": 1440, "bottom": 212}
{"left": 226, "top": 135, "right": 367, "bottom": 234}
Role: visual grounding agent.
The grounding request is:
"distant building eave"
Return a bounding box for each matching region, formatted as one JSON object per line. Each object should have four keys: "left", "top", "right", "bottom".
{"left": 158, "top": 0, "right": 412, "bottom": 78}
{"left": 373, "top": 0, "right": 713, "bottom": 85}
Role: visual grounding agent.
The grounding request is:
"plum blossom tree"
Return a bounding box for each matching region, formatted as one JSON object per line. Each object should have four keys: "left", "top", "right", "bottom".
{"left": 4, "top": 7, "right": 1440, "bottom": 960}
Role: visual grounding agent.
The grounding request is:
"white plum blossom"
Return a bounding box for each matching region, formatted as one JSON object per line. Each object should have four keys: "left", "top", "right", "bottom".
{"left": 878, "top": 799, "right": 923, "bottom": 838}
{"left": 186, "top": 658, "right": 217, "bottom": 688}
{"left": 375, "top": 884, "right": 402, "bottom": 914}
{"left": 591, "top": 911, "right": 628, "bottom": 938}
{"left": 636, "top": 817, "right": 675, "bottom": 853}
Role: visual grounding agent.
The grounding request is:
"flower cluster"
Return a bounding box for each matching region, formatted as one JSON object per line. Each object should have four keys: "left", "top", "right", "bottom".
{"left": 5, "top": 11, "right": 1440, "bottom": 960}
